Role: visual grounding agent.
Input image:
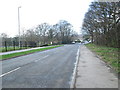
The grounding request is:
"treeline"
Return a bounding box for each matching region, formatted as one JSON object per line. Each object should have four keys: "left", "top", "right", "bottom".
{"left": 1, "top": 20, "right": 77, "bottom": 47}
{"left": 82, "top": 2, "right": 120, "bottom": 48}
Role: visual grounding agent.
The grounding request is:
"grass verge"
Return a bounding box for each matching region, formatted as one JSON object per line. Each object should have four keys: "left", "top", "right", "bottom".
{"left": 85, "top": 43, "right": 119, "bottom": 73}
{"left": 1, "top": 45, "right": 63, "bottom": 60}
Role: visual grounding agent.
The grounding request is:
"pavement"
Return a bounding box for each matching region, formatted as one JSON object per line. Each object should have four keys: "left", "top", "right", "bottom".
{"left": 75, "top": 45, "right": 118, "bottom": 88}
{"left": 1, "top": 44, "right": 80, "bottom": 88}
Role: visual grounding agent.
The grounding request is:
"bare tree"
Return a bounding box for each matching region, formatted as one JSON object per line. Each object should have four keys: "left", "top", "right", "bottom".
{"left": 82, "top": 2, "right": 120, "bottom": 47}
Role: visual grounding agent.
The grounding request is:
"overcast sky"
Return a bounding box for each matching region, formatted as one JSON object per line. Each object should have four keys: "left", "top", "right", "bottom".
{"left": 0, "top": 0, "right": 93, "bottom": 37}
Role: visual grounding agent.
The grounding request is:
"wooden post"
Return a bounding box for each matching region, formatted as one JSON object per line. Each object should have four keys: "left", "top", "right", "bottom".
{"left": 5, "top": 41, "right": 7, "bottom": 52}
{"left": 13, "top": 41, "right": 15, "bottom": 50}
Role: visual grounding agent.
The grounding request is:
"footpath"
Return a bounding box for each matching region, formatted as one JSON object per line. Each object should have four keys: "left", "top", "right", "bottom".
{"left": 75, "top": 45, "right": 118, "bottom": 88}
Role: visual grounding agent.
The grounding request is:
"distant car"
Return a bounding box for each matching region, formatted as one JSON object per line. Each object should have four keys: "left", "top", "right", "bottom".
{"left": 72, "top": 42, "right": 75, "bottom": 44}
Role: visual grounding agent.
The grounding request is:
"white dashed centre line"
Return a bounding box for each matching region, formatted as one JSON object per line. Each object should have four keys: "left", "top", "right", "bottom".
{"left": 1, "top": 55, "right": 50, "bottom": 77}
{"left": 34, "top": 55, "right": 49, "bottom": 62}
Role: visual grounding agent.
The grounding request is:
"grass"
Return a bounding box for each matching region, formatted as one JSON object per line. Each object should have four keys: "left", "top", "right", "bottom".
{"left": 1, "top": 45, "right": 63, "bottom": 60}
{"left": 0, "top": 46, "right": 31, "bottom": 52}
{"left": 85, "top": 43, "right": 119, "bottom": 73}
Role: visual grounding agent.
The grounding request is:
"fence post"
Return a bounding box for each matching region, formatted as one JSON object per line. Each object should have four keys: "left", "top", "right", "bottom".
{"left": 25, "top": 41, "right": 27, "bottom": 49}
{"left": 13, "top": 41, "right": 15, "bottom": 50}
{"left": 5, "top": 41, "right": 7, "bottom": 52}
{"left": 20, "top": 41, "right": 22, "bottom": 49}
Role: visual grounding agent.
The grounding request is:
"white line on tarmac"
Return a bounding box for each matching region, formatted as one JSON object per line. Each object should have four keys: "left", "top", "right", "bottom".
{"left": 70, "top": 46, "right": 80, "bottom": 88}
{"left": 34, "top": 55, "right": 49, "bottom": 62}
{"left": 0, "top": 55, "right": 49, "bottom": 77}
{"left": 0, "top": 67, "right": 21, "bottom": 78}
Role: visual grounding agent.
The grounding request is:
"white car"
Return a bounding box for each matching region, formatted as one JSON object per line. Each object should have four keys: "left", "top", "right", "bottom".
{"left": 72, "top": 42, "right": 75, "bottom": 44}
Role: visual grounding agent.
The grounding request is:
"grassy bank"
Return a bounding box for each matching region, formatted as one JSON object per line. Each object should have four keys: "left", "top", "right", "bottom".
{"left": 1, "top": 45, "right": 63, "bottom": 60}
{"left": 85, "top": 43, "right": 119, "bottom": 73}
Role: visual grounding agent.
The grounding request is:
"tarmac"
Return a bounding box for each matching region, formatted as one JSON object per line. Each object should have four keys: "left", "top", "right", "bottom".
{"left": 75, "top": 45, "right": 118, "bottom": 88}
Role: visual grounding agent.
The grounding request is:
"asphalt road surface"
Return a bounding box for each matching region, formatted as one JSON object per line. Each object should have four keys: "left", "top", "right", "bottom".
{"left": 2, "top": 44, "right": 80, "bottom": 88}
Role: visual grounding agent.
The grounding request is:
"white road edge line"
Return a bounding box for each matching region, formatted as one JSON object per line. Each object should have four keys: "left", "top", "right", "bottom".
{"left": 70, "top": 46, "right": 80, "bottom": 88}
{"left": 0, "top": 67, "right": 21, "bottom": 78}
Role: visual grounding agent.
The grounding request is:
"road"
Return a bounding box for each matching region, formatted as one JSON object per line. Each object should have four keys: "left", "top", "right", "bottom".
{"left": 1, "top": 44, "right": 80, "bottom": 88}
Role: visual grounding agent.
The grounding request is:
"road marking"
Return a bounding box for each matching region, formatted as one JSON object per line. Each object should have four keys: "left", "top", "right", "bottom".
{"left": 34, "top": 55, "right": 49, "bottom": 62}
{"left": 42, "top": 55, "right": 49, "bottom": 59}
{"left": 34, "top": 60, "right": 38, "bottom": 62}
{"left": 0, "top": 67, "right": 21, "bottom": 77}
{"left": 0, "top": 55, "right": 49, "bottom": 77}
{"left": 70, "top": 46, "right": 80, "bottom": 88}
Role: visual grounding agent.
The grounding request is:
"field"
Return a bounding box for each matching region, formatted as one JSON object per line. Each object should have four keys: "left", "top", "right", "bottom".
{"left": 0, "top": 46, "right": 31, "bottom": 52}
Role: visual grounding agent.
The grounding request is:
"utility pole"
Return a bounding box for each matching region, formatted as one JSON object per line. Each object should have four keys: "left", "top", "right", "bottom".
{"left": 18, "top": 6, "right": 21, "bottom": 47}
